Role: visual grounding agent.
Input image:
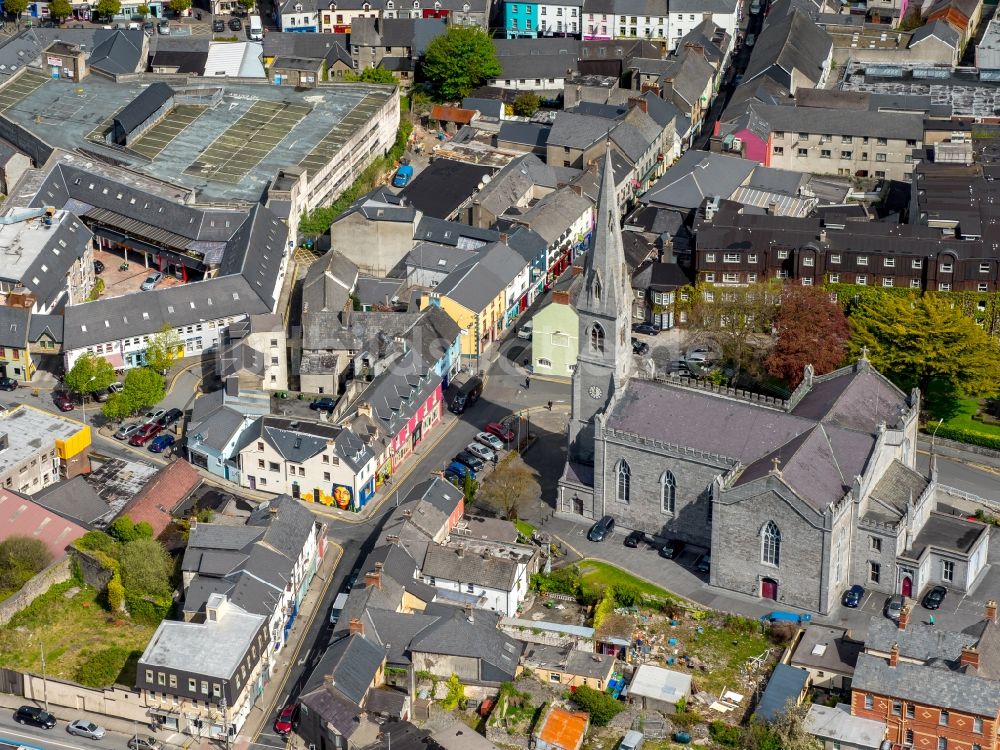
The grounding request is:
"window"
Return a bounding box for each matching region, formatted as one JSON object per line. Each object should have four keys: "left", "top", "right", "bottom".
{"left": 803, "top": 256, "right": 814, "bottom": 266}
{"left": 892, "top": 700, "right": 901, "bottom": 716}
{"left": 748, "top": 273, "right": 757, "bottom": 282}
{"left": 797, "top": 148, "right": 808, "bottom": 157}
{"left": 257, "top": 441, "right": 264, "bottom": 451}
{"left": 258, "top": 459, "right": 265, "bottom": 469}
{"left": 761, "top": 521, "right": 780, "bottom": 566}
{"left": 774, "top": 131, "right": 785, "bottom": 138}
{"left": 940, "top": 262, "right": 953, "bottom": 273}
{"left": 802, "top": 277, "right": 814, "bottom": 286}
{"left": 723, "top": 273, "right": 739, "bottom": 283}
{"left": 201, "top": 681, "right": 209, "bottom": 695}
{"left": 876, "top": 153, "right": 887, "bottom": 162}
{"left": 748, "top": 254, "right": 758, "bottom": 263}
{"left": 857, "top": 256, "right": 869, "bottom": 266}
{"left": 661, "top": 471, "right": 676, "bottom": 514}
{"left": 169, "top": 674, "right": 177, "bottom": 688}
{"left": 911, "top": 279, "right": 921, "bottom": 289}
{"left": 188, "top": 678, "right": 197, "bottom": 691}
{"left": 723, "top": 253, "right": 740, "bottom": 263}
{"left": 883, "top": 278, "right": 894, "bottom": 287}
{"left": 912, "top": 258, "right": 923, "bottom": 269}
{"left": 905, "top": 729, "right": 914, "bottom": 743}
{"left": 842, "top": 135, "right": 853, "bottom": 144}
{"left": 821, "top": 149, "right": 832, "bottom": 159}
{"left": 841, "top": 151, "right": 852, "bottom": 159}
{"left": 829, "top": 274, "right": 839, "bottom": 283}
{"left": 549, "top": 672, "right": 561, "bottom": 683}
{"left": 974, "top": 717, "right": 983, "bottom": 734}
{"left": 942, "top": 560, "right": 954, "bottom": 582}
{"left": 269, "top": 462, "right": 279, "bottom": 472}
{"left": 773, "top": 146, "right": 784, "bottom": 155}
{"left": 979, "top": 283, "right": 989, "bottom": 293}
{"left": 938, "top": 739, "right": 947, "bottom": 750}
{"left": 906, "top": 704, "right": 915, "bottom": 719}
{"left": 884, "top": 257, "right": 895, "bottom": 267}
{"left": 323, "top": 472, "right": 331, "bottom": 481}
{"left": 590, "top": 323, "right": 605, "bottom": 353}
{"left": 466, "top": 583, "right": 474, "bottom": 593}
{"left": 939, "top": 283, "right": 951, "bottom": 292}
{"left": 869, "top": 561, "right": 880, "bottom": 583}
{"left": 798, "top": 132, "right": 809, "bottom": 139}
{"left": 864, "top": 694, "right": 874, "bottom": 710}
{"left": 876, "top": 137, "right": 888, "bottom": 146}
{"left": 157, "top": 672, "right": 166, "bottom": 686}
{"left": 146, "top": 670, "right": 154, "bottom": 683}
{"left": 616, "top": 460, "right": 630, "bottom": 503}
{"left": 870, "top": 536, "right": 882, "bottom": 552}
{"left": 830, "top": 254, "right": 841, "bottom": 264}
{"left": 778, "top": 250, "right": 790, "bottom": 260}
{"left": 857, "top": 275, "right": 867, "bottom": 286}
{"left": 704, "top": 273, "right": 716, "bottom": 283}
{"left": 213, "top": 684, "right": 222, "bottom": 698}
{"left": 706, "top": 252, "right": 716, "bottom": 262}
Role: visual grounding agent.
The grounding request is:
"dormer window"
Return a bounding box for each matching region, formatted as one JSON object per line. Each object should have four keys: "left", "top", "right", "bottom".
{"left": 413, "top": 0, "right": 419, "bottom": 7}
{"left": 434, "top": 0, "right": 440, "bottom": 7}
{"left": 387, "top": 0, "right": 393, "bottom": 6}
{"left": 294, "top": 2, "right": 302, "bottom": 10}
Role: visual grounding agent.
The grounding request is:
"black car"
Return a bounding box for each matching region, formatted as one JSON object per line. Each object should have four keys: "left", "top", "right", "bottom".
{"left": 229, "top": 16, "right": 242, "bottom": 30}
{"left": 631, "top": 338, "right": 650, "bottom": 355}
{"left": 659, "top": 538, "right": 685, "bottom": 559}
{"left": 922, "top": 585, "right": 947, "bottom": 610}
{"left": 694, "top": 553, "right": 711, "bottom": 574}
{"left": 310, "top": 397, "right": 336, "bottom": 412}
{"left": 632, "top": 323, "right": 659, "bottom": 336}
{"left": 143, "top": 19, "right": 155, "bottom": 30}
{"left": 156, "top": 408, "right": 183, "bottom": 427}
{"left": 344, "top": 568, "right": 361, "bottom": 592}
{"left": 455, "top": 450, "right": 485, "bottom": 471}
{"left": 212, "top": 18, "right": 225, "bottom": 31}
{"left": 842, "top": 585, "right": 865, "bottom": 608}
{"left": 623, "top": 529, "right": 645, "bottom": 548}
{"left": 93, "top": 259, "right": 105, "bottom": 274}
{"left": 0, "top": 376, "right": 16, "bottom": 391}
{"left": 587, "top": 515, "right": 615, "bottom": 542}
{"left": 15, "top": 706, "right": 56, "bottom": 729}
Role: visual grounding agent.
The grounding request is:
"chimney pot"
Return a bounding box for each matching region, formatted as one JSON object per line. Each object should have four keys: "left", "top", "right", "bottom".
{"left": 349, "top": 617, "right": 364, "bottom": 636}
{"left": 364, "top": 570, "right": 383, "bottom": 591}
{"left": 898, "top": 604, "right": 910, "bottom": 631}
{"left": 961, "top": 645, "right": 980, "bottom": 670}
{"left": 571, "top": 184, "right": 583, "bottom": 196}
{"left": 889, "top": 642, "right": 899, "bottom": 668}
{"left": 500, "top": 232, "right": 508, "bottom": 243}
{"left": 987, "top": 600, "right": 997, "bottom": 623}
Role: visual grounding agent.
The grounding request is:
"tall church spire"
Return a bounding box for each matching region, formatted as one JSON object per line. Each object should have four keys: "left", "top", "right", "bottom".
{"left": 583, "top": 143, "right": 630, "bottom": 320}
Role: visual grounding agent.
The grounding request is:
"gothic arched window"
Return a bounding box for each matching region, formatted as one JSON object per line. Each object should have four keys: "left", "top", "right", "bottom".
{"left": 616, "top": 460, "right": 630, "bottom": 503}
{"left": 661, "top": 471, "right": 676, "bottom": 514}
{"left": 590, "top": 323, "right": 605, "bottom": 354}
{"left": 762, "top": 521, "right": 781, "bottom": 566}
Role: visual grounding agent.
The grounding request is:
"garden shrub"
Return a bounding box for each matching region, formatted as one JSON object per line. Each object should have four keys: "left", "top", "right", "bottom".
{"left": 709, "top": 720, "right": 743, "bottom": 747}
{"left": 570, "top": 685, "right": 623, "bottom": 726}
{"left": 75, "top": 646, "right": 129, "bottom": 688}
{"left": 124, "top": 591, "right": 172, "bottom": 626}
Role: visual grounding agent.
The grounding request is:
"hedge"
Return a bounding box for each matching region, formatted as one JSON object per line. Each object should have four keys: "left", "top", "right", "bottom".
{"left": 923, "top": 423, "right": 1000, "bottom": 452}
{"left": 124, "top": 590, "right": 172, "bottom": 626}
{"left": 75, "top": 646, "right": 129, "bottom": 688}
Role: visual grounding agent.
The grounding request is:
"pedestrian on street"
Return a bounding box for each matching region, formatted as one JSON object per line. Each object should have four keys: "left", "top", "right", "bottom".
{"left": 525, "top": 375, "right": 530, "bottom": 389}
{"left": 929, "top": 614, "right": 935, "bottom": 626}
{"left": 547, "top": 400, "right": 553, "bottom": 411}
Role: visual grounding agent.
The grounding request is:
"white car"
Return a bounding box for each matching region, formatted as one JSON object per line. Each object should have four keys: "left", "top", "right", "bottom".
{"left": 143, "top": 409, "right": 166, "bottom": 424}
{"left": 686, "top": 346, "right": 718, "bottom": 363}
{"left": 475, "top": 431, "right": 504, "bottom": 452}
{"left": 517, "top": 321, "right": 533, "bottom": 340}
{"left": 466, "top": 441, "right": 496, "bottom": 463}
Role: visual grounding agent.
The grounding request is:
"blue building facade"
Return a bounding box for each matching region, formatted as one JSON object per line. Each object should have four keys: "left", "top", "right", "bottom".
{"left": 504, "top": 0, "right": 539, "bottom": 37}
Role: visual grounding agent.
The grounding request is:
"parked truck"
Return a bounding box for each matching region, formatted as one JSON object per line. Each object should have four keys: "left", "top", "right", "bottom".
{"left": 248, "top": 14, "right": 263, "bottom": 40}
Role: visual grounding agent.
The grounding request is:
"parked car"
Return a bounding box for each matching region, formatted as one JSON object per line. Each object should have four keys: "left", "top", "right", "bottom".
{"left": 115, "top": 422, "right": 142, "bottom": 441}
{"left": 449, "top": 376, "right": 483, "bottom": 414}
{"left": 157, "top": 408, "right": 183, "bottom": 427}
{"left": 454, "top": 450, "right": 485, "bottom": 471}
{"left": 212, "top": 18, "right": 225, "bottom": 31}
{"left": 444, "top": 470, "right": 465, "bottom": 487}
{"left": 517, "top": 320, "right": 533, "bottom": 340}
{"left": 310, "top": 397, "right": 337, "bottom": 412}
{"left": 475, "top": 431, "right": 504, "bottom": 453}
{"left": 694, "top": 553, "right": 711, "bottom": 574}
{"left": 632, "top": 338, "right": 650, "bottom": 355}
{"left": 761, "top": 610, "right": 812, "bottom": 624}
{"left": 392, "top": 163, "right": 414, "bottom": 188}
{"left": 466, "top": 442, "right": 496, "bottom": 463}
{"left": 842, "top": 585, "right": 865, "bottom": 608}
{"left": 142, "top": 19, "right": 155, "bottom": 31}
{"left": 93, "top": 259, "right": 105, "bottom": 274}
{"left": 485, "top": 421, "right": 515, "bottom": 444}
{"left": 53, "top": 392, "right": 75, "bottom": 411}
{"left": 0, "top": 377, "right": 17, "bottom": 391}
{"left": 156, "top": 20, "right": 169, "bottom": 34}
{"left": 623, "top": 529, "right": 646, "bottom": 548}
{"left": 129, "top": 423, "right": 162, "bottom": 447}
{"left": 229, "top": 16, "right": 242, "bottom": 29}
{"left": 140, "top": 271, "right": 163, "bottom": 290}
{"left": 274, "top": 704, "right": 298, "bottom": 736}
{"left": 659, "top": 538, "right": 685, "bottom": 559}
{"left": 587, "top": 515, "right": 615, "bottom": 542}
{"left": 15, "top": 706, "right": 56, "bottom": 729}
{"left": 344, "top": 568, "right": 361, "bottom": 591}
{"left": 67, "top": 720, "right": 106, "bottom": 740}
{"left": 108, "top": 382, "right": 124, "bottom": 394}
{"left": 922, "top": 585, "right": 947, "bottom": 610}
{"left": 143, "top": 408, "right": 166, "bottom": 424}
{"left": 686, "top": 346, "right": 717, "bottom": 363}
{"left": 669, "top": 361, "right": 692, "bottom": 376}
{"left": 746, "top": 33, "right": 756, "bottom": 46}
{"left": 128, "top": 736, "right": 162, "bottom": 750}
{"left": 884, "top": 593, "right": 905, "bottom": 621}
{"left": 632, "top": 323, "right": 659, "bottom": 336}
{"left": 446, "top": 461, "right": 475, "bottom": 479}
{"left": 148, "top": 434, "right": 175, "bottom": 453}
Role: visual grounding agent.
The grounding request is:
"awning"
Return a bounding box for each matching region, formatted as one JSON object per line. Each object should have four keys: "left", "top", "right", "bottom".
{"left": 100, "top": 352, "right": 125, "bottom": 369}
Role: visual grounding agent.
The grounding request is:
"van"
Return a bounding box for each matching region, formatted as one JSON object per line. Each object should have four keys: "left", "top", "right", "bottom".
{"left": 620, "top": 731, "right": 644, "bottom": 750}
{"left": 517, "top": 320, "right": 533, "bottom": 340}
{"left": 329, "top": 592, "right": 348, "bottom": 625}
{"left": 248, "top": 14, "right": 263, "bottom": 40}
{"left": 449, "top": 376, "right": 483, "bottom": 414}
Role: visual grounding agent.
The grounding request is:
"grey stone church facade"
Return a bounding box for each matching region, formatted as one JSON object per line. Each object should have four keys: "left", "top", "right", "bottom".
{"left": 558, "top": 149, "right": 990, "bottom": 615}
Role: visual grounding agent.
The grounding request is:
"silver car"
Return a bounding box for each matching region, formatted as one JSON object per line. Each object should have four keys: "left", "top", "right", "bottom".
{"left": 466, "top": 441, "right": 496, "bottom": 463}
{"left": 140, "top": 271, "right": 163, "bottom": 291}
{"left": 68, "top": 720, "right": 106, "bottom": 740}
{"left": 475, "top": 431, "right": 504, "bottom": 452}
{"left": 114, "top": 422, "right": 141, "bottom": 441}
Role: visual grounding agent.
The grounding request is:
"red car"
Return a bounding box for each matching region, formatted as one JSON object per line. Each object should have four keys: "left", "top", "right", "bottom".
{"left": 129, "top": 423, "right": 162, "bottom": 447}
{"left": 485, "top": 421, "right": 515, "bottom": 444}
{"left": 53, "top": 392, "right": 75, "bottom": 411}
{"left": 274, "top": 704, "right": 298, "bottom": 735}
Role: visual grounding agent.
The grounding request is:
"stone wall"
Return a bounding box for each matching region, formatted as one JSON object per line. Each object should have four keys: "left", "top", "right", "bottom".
{"left": 70, "top": 548, "right": 114, "bottom": 590}
{"left": 0, "top": 558, "right": 72, "bottom": 627}
{"left": 22, "top": 673, "right": 149, "bottom": 722}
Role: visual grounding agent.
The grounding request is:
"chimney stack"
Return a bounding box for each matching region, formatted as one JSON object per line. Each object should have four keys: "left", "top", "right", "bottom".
{"left": 364, "top": 569, "right": 383, "bottom": 590}
{"left": 349, "top": 617, "right": 364, "bottom": 636}
{"left": 961, "top": 645, "right": 980, "bottom": 670}
{"left": 987, "top": 600, "right": 997, "bottom": 623}
{"left": 500, "top": 232, "right": 509, "bottom": 243}
{"left": 889, "top": 642, "right": 899, "bottom": 668}
{"left": 465, "top": 605, "right": 474, "bottom": 623}
{"left": 571, "top": 184, "right": 583, "bottom": 196}
{"left": 456, "top": 545, "right": 465, "bottom": 558}
{"left": 898, "top": 604, "right": 910, "bottom": 631}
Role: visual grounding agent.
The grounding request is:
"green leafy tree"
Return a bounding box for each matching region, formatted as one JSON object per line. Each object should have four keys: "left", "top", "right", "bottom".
{"left": 0, "top": 536, "right": 53, "bottom": 593}
{"left": 75, "top": 647, "right": 129, "bottom": 688}
{"left": 441, "top": 674, "right": 465, "bottom": 710}
{"left": 168, "top": 0, "right": 191, "bottom": 14}
{"left": 94, "top": 0, "right": 121, "bottom": 20}
{"left": 135, "top": 521, "right": 154, "bottom": 539}
{"left": 136, "top": 2, "right": 150, "bottom": 16}
{"left": 347, "top": 67, "right": 397, "bottom": 85}
{"left": 101, "top": 392, "right": 136, "bottom": 422}
{"left": 107, "top": 573, "right": 125, "bottom": 612}
{"left": 849, "top": 293, "right": 1000, "bottom": 397}
{"left": 121, "top": 367, "right": 165, "bottom": 411}
{"left": 766, "top": 284, "right": 849, "bottom": 387}
{"left": 48, "top": 0, "right": 73, "bottom": 20}
{"left": 236, "top": 0, "right": 254, "bottom": 10}
{"left": 570, "top": 685, "right": 624, "bottom": 726}
{"left": 462, "top": 471, "right": 477, "bottom": 503}
{"left": 747, "top": 703, "right": 821, "bottom": 750}
{"left": 422, "top": 26, "right": 501, "bottom": 101}
{"left": 144, "top": 324, "right": 183, "bottom": 373}
{"left": 512, "top": 92, "right": 540, "bottom": 117}
{"left": 108, "top": 516, "right": 141, "bottom": 544}
{"left": 4, "top": 0, "right": 28, "bottom": 22}
{"left": 65, "top": 353, "right": 116, "bottom": 399}
{"left": 118, "top": 538, "right": 172, "bottom": 597}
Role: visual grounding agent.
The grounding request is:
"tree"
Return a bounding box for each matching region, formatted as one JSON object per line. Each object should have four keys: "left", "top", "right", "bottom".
{"left": 4, "top": 0, "right": 28, "bottom": 22}
{"left": 168, "top": 0, "right": 191, "bottom": 14}
{"left": 570, "top": 685, "right": 624, "bottom": 726}
{"left": 108, "top": 516, "right": 145, "bottom": 544}
{"left": 765, "top": 284, "right": 849, "bottom": 387}
{"left": 94, "top": 0, "right": 121, "bottom": 20}
{"left": 118, "top": 538, "right": 172, "bottom": 597}
{"left": 106, "top": 573, "right": 125, "bottom": 612}
{"left": 422, "top": 26, "right": 502, "bottom": 101}
{"left": 477, "top": 454, "right": 540, "bottom": 521}
{"left": 347, "top": 67, "right": 397, "bottom": 85}
{"left": 683, "top": 281, "right": 780, "bottom": 378}
{"left": 441, "top": 674, "right": 465, "bottom": 710}
{"left": 849, "top": 294, "right": 1000, "bottom": 397}
{"left": 236, "top": 0, "right": 255, "bottom": 10}
{"left": 512, "top": 92, "right": 540, "bottom": 117}
{"left": 64, "top": 353, "right": 116, "bottom": 399}
{"left": 144, "top": 324, "right": 182, "bottom": 374}
{"left": 136, "top": 3, "right": 150, "bottom": 16}
{"left": 101, "top": 392, "right": 135, "bottom": 422}
{"left": 120, "top": 367, "right": 166, "bottom": 412}
{"left": 48, "top": 0, "right": 73, "bottom": 20}
{"left": 747, "top": 703, "right": 821, "bottom": 750}
{"left": 0, "top": 536, "right": 52, "bottom": 593}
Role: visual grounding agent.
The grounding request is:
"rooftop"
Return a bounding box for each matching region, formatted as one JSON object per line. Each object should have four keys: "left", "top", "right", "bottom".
{"left": 0, "top": 405, "right": 86, "bottom": 479}
{"left": 790, "top": 624, "right": 862, "bottom": 675}
{"left": 0, "top": 488, "right": 87, "bottom": 559}
{"left": 804, "top": 704, "right": 886, "bottom": 747}
{"left": 536, "top": 706, "right": 588, "bottom": 750}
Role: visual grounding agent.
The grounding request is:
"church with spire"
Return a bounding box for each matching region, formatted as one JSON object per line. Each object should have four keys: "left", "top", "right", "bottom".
{"left": 557, "top": 151, "right": 989, "bottom": 616}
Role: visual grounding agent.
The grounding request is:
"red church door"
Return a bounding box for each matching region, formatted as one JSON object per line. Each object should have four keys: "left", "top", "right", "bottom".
{"left": 901, "top": 576, "right": 913, "bottom": 598}
{"left": 761, "top": 578, "right": 778, "bottom": 601}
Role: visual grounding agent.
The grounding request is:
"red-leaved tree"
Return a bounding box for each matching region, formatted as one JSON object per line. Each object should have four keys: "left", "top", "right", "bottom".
{"left": 766, "top": 285, "right": 849, "bottom": 387}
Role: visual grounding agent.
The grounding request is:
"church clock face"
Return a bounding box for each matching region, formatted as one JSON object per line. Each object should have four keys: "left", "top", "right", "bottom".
{"left": 589, "top": 385, "right": 603, "bottom": 400}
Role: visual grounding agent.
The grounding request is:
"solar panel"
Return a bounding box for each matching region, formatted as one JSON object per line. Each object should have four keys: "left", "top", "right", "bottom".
{"left": 914, "top": 67, "right": 951, "bottom": 79}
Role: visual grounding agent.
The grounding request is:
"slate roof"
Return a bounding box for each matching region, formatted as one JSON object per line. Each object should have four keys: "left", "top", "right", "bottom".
{"left": 910, "top": 19, "right": 961, "bottom": 47}
{"left": 508, "top": 186, "right": 593, "bottom": 246}
{"left": 421, "top": 545, "right": 520, "bottom": 591}
{"left": 114, "top": 83, "right": 173, "bottom": 135}
{"left": 118, "top": 459, "right": 200, "bottom": 537}
{"left": 148, "top": 49, "right": 209, "bottom": 74}
{"left": 32, "top": 476, "right": 110, "bottom": 528}
{"left": 87, "top": 29, "right": 145, "bottom": 74}
{"left": 492, "top": 38, "right": 581, "bottom": 80}
{"left": 399, "top": 159, "right": 496, "bottom": 220}
{"left": 298, "top": 682, "right": 366, "bottom": 739}
{"left": 757, "top": 663, "right": 808, "bottom": 722}
{"left": 743, "top": 8, "right": 832, "bottom": 92}
{"left": 462, "top": 97, "right": 504, "bottom": 119}
{"left": 804, "top": 704, "right": 887, "bottom": 748}
{"left": 547, "top": 111, "right": 614, "bottom": 150}
{"left": 413, "top": 217, "right": 500, "bottom": 247}
{"left": 903, "top": 513, "right": 986, "bottom": 559}
{"left": 868, "top": 460, "right": 929, "bottom": 515}
{"left": 406, "top": 242, "right": 477, "bottom": 275}
{"left": 349, "top": 348, "right": 441, "bottom": 442}
{"left": 0, "top": 306, "right": 29, "bottom": 348}
{"left": 631, "top": 260, "right": 690, "bottom": 291}
{"left": 434, "top": 241, "right": 527, "bottom": 312}
{"left": 521, "top": 644, "right": 617, "bottom": 679}
{"left": 790, "top": 625, "right": 862, "bottom": 675}
{"left": 263, "top": 31, "right": 351, "bottom": 64}
{"left": 409, "top": 605, "right": 522, "bottom": 682}
{"left": 474, "top": 154, "right": 557, "bottom": 217}
{"left": 642, "top": 150, "right": 757, "bottom": 210}
{"left": 307, "top": 633, "right": 384, "bottom": 705}
{"left": 853, "top": 653, "right": 1000, "bottom": 716}
{"left": 866, "top": 615, "right": 977, "bottom": 663}
{"left": 754, "top": 103, "right": 924, "bottom": 141}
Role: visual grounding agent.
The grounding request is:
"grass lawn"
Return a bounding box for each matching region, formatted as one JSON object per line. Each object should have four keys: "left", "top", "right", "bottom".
{"left": 685, "top": 617, "right": 773, "bottom": 697}
{"left": 936, "top": 396, "right": 1000, "bottom": 438}
{"left": 577, "top": 559, "right": 676, "bottom": 600}
{"left": 514, "top": 519, "right": 536, "bottom": 540}
{"left": 0, "top": 580, "right": 157, "bottom": 686}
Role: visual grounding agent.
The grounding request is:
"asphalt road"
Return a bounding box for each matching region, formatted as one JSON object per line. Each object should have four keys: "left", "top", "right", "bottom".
{"left": 917, "top": 451, "right": 1000, "bottom": 501}
{"left": 0, "top": 713, "right": 145, "bottom": 750}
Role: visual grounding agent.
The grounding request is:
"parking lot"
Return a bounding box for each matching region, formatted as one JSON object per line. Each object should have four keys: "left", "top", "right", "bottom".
{"left": 93, "top": 248, "right": 182, "bottom": 299}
